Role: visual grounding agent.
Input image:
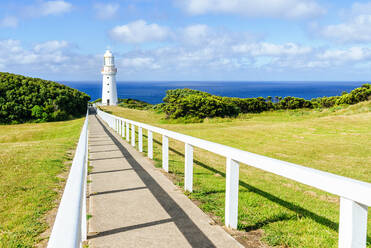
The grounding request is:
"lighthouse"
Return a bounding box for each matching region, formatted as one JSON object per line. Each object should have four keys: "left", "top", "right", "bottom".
{"left": 101, "top": 50, "right": 118, "bottom": 106}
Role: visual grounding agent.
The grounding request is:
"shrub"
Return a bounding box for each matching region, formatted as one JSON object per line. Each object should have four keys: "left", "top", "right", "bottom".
{"left": 31, "top": 105, "right": 43, "bottom": 119}
{"left": 118, "top": 98, "right": 153, "bottom": 110}
{"left": 0, "top": 72, "right": 90, "bottom": 123}
{"left": 277, "top": 96, "right": 313, "bottom": 109}
{"left": 162, "top": 89, "right": 263, "bottom": 119}
{"left": 160, "top": 84, "right": 371, "bottom": 119}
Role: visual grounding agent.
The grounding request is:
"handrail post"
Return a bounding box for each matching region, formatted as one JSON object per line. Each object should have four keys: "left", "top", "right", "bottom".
{"left": 162, "top": 135, "right": 169, "bottom": 172}
{"left": 338, "top": 197, "right": 368, "bottom": 248}
{"left": 117, "top": 119, "right": 119, "bottom": 134}
{"left": 117, "top": 119, "right": 120, "bottom": 135}
{"left": 225, "top": 157, "right": 239, "bottom": 229}
{"left": 148, "top": 130, "right": 153, "bottom": 159}
{"left": 126, "top": 122, "right": 130, "bottom": 142}
{"left": 121, "top": 120, "right": 126, "bottom": 138}
{"left": 122, "top": 121, "right": 125, "bottom": 138}
{"left": 138, "top": 127, "right": 143, "bottom": 152}
{"left": 185, "top": 143, "right": 193, "bottom": 192}
{"left": 119, "top": 119, "right": 122, "bottom": 137}
{"left": 131, "top": 124, "right": 135, "bottom": 147}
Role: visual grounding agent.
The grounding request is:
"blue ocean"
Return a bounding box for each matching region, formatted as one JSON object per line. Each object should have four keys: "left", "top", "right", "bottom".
{"left": 61, "top": 81, "right": 366, "bottom": 104}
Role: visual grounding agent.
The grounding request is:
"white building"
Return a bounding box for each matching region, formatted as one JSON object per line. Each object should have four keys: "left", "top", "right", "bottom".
{"left": 101, "top": 50, "right": 118, "bottom": 106}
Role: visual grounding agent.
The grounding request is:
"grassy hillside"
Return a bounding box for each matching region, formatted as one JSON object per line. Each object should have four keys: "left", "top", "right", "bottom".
{"left": 0, "top": 72, "right": 90, "bottom": 124}
{"left": 101, "top": 101, "right": 371, "bottom": 247}
{"left": 0, "top": 118, "right": 84, "bottom": 247}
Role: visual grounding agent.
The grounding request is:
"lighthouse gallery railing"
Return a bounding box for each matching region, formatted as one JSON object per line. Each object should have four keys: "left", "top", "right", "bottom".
{"left": 97, "top": 108, "right": 370, "bottom": 248}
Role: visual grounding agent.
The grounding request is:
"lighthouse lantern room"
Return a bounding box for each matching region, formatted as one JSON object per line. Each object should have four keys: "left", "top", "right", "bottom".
{"left": 101, "top": 50, "right": 118, "bottom": 106}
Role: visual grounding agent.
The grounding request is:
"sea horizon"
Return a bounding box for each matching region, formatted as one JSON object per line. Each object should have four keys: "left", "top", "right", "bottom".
{"left": 61, "top": 80, "right": 366, "bottom": 104}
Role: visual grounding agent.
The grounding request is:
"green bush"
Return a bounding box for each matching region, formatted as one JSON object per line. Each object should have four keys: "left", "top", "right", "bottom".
{"left": 161, "top": 84, "right": 371, "bottom": 119}
{"left": 0, "top": 72, "right": 90, "bottom": 123}
{"left": 310, "top": 84, "right": 371, "bottom": 108}
{"left": 118, "top": 98, "right": 153, "bottom": 110}
{"left": 276, "top": 96, "right": 312, "bottom": 109}
{"left": 162, "top": 89, "right": 239, "bottom": 118}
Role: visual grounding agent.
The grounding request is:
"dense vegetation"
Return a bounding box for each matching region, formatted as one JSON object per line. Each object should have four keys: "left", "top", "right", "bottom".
{"left": 0, "top": 72, "right": 90, "bottom": 124}
{"left": 118, "top": 98, "right": 153, "bottom": 110}
{"left": 162, "top": 84, "right": 371, "bottom": 119}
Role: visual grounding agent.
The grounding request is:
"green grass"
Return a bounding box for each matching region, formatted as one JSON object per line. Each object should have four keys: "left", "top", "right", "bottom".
{"left": 0, "top": 118, "right": 85, "bottom": 247}
{"left": 102, "top": 101, "right": 371, "bottom": 248}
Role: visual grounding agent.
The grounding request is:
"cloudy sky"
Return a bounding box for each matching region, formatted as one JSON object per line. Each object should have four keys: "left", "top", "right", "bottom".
{"left": 1, "top": 0, "right": 371, "bottom": 81}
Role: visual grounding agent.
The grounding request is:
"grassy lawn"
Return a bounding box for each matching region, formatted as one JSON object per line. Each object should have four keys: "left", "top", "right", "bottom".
{"left": 0, "top": 118, "right": 85, "bottom": 247}
{"left": 101, "top": 101, "right": 371, "bottom": 248}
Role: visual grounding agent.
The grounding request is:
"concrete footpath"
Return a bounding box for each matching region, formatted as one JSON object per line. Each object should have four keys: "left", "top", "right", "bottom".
{"left": 87, "top": 113, "right": 243, "bottom": 248}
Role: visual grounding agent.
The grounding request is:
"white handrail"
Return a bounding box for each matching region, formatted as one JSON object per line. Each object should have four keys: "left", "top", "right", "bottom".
{"left": 48, "top": 111, "right": 89, "bottom": 248}
{"left": 97, "top": 108, "right": 370, "bottom": 248}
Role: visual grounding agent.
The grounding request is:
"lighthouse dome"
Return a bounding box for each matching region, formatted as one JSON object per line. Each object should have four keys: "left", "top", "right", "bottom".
{"left": 104, "top": 50, "right": 113, "bottom": 57}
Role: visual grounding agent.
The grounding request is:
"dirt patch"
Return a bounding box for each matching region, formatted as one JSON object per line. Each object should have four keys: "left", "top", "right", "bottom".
{"left": 275, "top": 153, "right": 290, "bottom": 158}
{"left": 228, "top": 229, "right": 272, "bottom": 248}
{"left": 304, "top": 190, "right": 317, "bottom": 197}
{"left": 282, "top": 183, "right": 301, "bottom": 191}
{"left": 320, "top": 194, "right": 339, "bottom": 203}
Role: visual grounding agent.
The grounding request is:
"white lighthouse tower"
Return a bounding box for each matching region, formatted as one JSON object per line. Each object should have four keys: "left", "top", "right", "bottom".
{"left": 101, "top": 50, "right": 118, "bottom": 106}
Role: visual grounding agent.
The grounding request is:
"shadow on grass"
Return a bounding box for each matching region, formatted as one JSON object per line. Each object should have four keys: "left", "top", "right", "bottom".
{"left": 242, "top": 213, "right": 295, "bottom": 232}
{"left": 149, "top": 136, "right": 340, "bottom": 232}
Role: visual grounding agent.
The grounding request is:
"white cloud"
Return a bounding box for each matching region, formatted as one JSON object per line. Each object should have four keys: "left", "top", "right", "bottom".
{"left": 321, "top": 15, "right": 371, "bottom": 43}
{"left": 317, "top": 47, "right": 371, "bottom": 62}
{"left": 178, "top": 0, "right": 325, "bottom": 19}
{"left": 94, "top": 3, "right": 119, "bottom": 19}
{"left": 2, "top": 23, "right": 371, "bottom": 81}
{"left": 0, "top": 40, "right": 23, "bottom": 54}
{"left": 350, "top": 2, "right": 371, "bottom": 15}
{"left": 233, "top": 42, "right": 312, "bottom": 56}
{"left": 319, "top": 2, "right": 371, "bottom": 43}
{"left": 109, "top": 20, "right": 170, "bottom": 43}
{"left": 23, "top": 1, "right": 73, "bottom": 18}
{"left": 181, "top": 24, "right": 212, "bottom": 46}
{"left": 39, "top": 1, "right": 73, "bottom": 16}
{"left": 0, "top": 39, "right": 94, "bottom": 76}
{"left": 33, "top": 40, "right": 70, "bottom": 52}
{"left": 0, "top": 1, "right": 72, "bottom": 28}
{"left": 113, "top": 24, "right": 371, "bottom": 74}
{"left": 121, "top": 57, "right": 160, "bottom": 69}
{"left": 0, "top": 16, "right": 18, "bottom": 28}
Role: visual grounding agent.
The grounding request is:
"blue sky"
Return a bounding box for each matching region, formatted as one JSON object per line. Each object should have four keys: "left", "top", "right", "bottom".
{"left": 1, "top": 0, "right": 371, "bottom": 81}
